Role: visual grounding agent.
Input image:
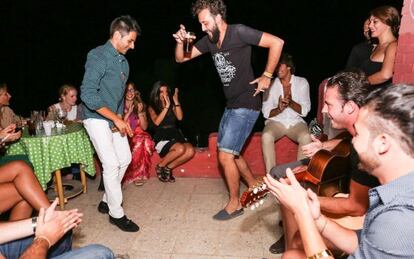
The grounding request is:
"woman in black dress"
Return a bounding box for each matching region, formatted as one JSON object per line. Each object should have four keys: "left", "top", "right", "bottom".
{"left": 148, "top": 81, "right": 195, "bottom": 182}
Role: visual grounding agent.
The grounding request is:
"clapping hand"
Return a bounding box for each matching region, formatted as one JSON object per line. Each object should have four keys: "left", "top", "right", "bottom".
{"left": 36, "top": 198, "right": 83, "bottom": 247}
{"left": 173, "top": 88, "right": 179, "bottom": 105}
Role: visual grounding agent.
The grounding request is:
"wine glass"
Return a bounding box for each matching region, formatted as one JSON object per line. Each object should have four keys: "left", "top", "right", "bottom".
{"left": 55, "top": 109, "right": 67, "bottom": 124}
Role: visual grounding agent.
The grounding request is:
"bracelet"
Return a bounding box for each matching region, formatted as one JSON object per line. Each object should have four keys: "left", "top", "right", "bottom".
{"left": 31, "top": 216, "right": 37, "bottom": 233}
{"left": 34, "top": 236, "right": 51, "bottom": 248}
{"left": 307, "top": 249, "right": 333, "bottom": 259}
{"left": 263, "top": 71, "right": 273, "bottom": 79}
{"left": 174, "top": 104, "right": 181, "bottom": 107}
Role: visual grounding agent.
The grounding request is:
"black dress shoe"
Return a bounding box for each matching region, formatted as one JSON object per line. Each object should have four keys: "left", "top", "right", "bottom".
{"left": 109, "top": 215, "right": 140, "bottom": 232}
{"left": 269, "top": 235, "right": 285, "bottom": 254}
{"left": 97, "top": 201, "right": 109, "bottom": 214}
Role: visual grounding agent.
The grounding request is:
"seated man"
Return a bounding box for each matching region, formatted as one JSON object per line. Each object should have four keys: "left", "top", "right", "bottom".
{"left": 261, "top": 53, "right": 312, "bottom": 174}
{"left": 265, "top": 84, "right": 414, "bottom": 258}
{"left": 267, "top": 71, "right": 379, "bottom": 254}
{"left": 0, "top": 199, "right": 114, "bottom": 259}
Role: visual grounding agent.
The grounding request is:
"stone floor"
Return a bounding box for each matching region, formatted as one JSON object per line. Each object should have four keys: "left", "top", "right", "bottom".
{"left": 65, "top": 176, "right": 283, "bottom": 259}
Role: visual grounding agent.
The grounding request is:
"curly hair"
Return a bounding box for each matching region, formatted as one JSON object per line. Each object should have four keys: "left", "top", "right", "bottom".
{"left": 370, "top": 5, "right": 400, "bottom": 38}
{"left": 192, "top": 0, "right": 227, "bottom": 20}
{"left": 326, "top": 70, "right": 372, "bottom": 107}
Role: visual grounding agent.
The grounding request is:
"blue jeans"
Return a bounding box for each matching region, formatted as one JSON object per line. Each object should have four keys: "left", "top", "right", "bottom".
{"left": 217, "top": 108, "right": 259, "bottom": 155}
{"left": 0, "top": 232, "right": 114, "bottom": 259}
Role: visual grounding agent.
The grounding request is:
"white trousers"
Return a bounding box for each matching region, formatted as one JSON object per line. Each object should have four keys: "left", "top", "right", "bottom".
{"left": 83, "top": 119, "right": 131, "bottom": 218}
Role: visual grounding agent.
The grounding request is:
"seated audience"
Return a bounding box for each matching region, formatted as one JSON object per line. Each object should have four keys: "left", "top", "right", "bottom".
{"left": 0, "top": 199, "right": 115, "bottom": 259}
{"left": 267, "top": 71, "right": 379, "bottom": 254}
{"left": 47, "top": 84, "right": 82, "bottom": 122}
{"left": 122, "top": 82, "right": 154, "bottom": 186}
{"left": 0, "top": 83, "right": 24, "bottom": 129}
{"left": 148, "top": 81, "right": 195, "bottom": 183}
{"left": 261, "top": 53, "right": 312, "bottom": 174}
{"left": 359, "top": 5, "right": 400, "bottom": 87}
{"left": 265, "top": 84, "right": 414, "bottom": 258}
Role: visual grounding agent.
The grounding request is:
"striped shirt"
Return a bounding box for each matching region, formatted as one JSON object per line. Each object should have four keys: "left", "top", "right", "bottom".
{"left": 349, "top": 171, "right": 414, "bottom": 258}
{"left": 80, "top": 40, "right": 129, "bottom": 128}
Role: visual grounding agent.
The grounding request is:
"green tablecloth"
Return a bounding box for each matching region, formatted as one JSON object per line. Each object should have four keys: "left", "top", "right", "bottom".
{"left": 6, "top": 123, "right": 96, "bottom": 189}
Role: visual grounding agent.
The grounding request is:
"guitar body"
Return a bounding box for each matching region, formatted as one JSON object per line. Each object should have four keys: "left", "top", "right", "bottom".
{"left": 306, "top": 138, "right": 351, "bottom": 196}
{"left": 240, "top": 136, "right": 352, "bottom": 208}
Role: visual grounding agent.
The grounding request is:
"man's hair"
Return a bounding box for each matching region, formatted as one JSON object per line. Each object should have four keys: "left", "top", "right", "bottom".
{"left": 326, "top": 70, "right": 372, "bottom": 107}
{"left": 110, "top": 15, "right": 141, "bottom": 38}
{"left": 363, "top": 84, "right": 414, "bottom": 157}
{"left": 192, "top": 0, "right": 227, "bottom": 20}
{"left": 279, "top": 53, "right": 295, "bottom": 74}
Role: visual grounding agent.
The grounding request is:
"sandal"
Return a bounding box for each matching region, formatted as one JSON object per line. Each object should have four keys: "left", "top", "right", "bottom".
{"left": 156, "top": 165, "right": 169, "bottom": 182}
{"left": 164, "top": 167, "right": 175, "bottom": 183}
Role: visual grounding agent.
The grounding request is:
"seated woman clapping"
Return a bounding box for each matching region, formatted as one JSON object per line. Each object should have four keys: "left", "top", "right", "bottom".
{"left": 122, "top": 82, "right": 154, "bottom": 186}
{"left": 148, "top": 81, "right": 195, "bottom": 183}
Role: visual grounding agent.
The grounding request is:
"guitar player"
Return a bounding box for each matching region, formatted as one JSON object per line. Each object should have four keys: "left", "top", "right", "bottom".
{"left": 267, "top": 70, "right": 379, "bottom": 254}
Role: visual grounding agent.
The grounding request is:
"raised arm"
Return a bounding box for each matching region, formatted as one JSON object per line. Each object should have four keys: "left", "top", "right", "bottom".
{"left": 173, "top": 24, "right": 202, "bottom": 63}
{"left": 251, "top": 33, "right": 284, "bottom": 95}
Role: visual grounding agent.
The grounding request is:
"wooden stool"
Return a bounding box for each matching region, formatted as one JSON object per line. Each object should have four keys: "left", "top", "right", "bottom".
{"left": 53, "top": 167, "right": 87, "bottom": 210}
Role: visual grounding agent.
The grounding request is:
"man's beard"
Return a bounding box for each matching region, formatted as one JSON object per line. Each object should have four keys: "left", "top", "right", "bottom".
{"left": 208, "top": 24, "right": 220, "bottom": 44}
{"left": 357, "top": 150, "right": 381, "bottom": 173}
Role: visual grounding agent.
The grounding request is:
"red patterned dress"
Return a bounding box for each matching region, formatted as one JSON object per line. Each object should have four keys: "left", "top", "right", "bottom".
{"left": 122, "top": 112, "right": 154, "bottom": 185}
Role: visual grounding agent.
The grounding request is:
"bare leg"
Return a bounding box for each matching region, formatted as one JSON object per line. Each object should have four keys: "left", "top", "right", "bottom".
{"left": 0, "top": 161, "right": 50, "bottom": 211}
{"left": 218, "top": 151, "right": 241, "bottom": 213}
{"left": 158, "top": 143, "right": 186, "bottom": 167}
{"left": 167, "top": 143, "right": 195, "bottom": 169}
{"left": 0, "top": 183, "right": 33, "bottom": 220}
{"left": 234, "top": 155, "right": 256, "bottom": 188}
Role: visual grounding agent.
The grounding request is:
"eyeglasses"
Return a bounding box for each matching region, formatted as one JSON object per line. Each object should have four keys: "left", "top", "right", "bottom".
{"left": 127, "top": 89, "right": 135, "bottom": 93}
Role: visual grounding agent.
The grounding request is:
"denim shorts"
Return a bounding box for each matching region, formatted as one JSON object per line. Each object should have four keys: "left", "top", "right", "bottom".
{"left": 217, "top": 108, "right": 259, "bottom": 156}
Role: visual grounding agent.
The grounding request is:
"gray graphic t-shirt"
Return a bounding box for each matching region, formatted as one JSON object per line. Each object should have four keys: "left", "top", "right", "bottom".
{"left": 195, "top": 24, "right": 263, "bottom": 110}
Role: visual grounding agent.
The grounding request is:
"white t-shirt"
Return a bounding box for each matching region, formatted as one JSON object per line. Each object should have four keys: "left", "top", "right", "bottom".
{"left": 53, "top": 103, "right": 78, "bottom": 121}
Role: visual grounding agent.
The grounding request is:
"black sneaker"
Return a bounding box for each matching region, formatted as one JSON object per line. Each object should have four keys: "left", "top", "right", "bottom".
{"left": 269, "top": 235, "right": 285, "bottom": 254}
{"left": 97, "top": 201, "right": 109, "bottom": 214}
{"left": 109, "top": 215, "right": 140, "bottom": 232}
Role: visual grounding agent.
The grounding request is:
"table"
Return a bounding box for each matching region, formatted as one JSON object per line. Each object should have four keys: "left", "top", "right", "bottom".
{"left": 7, "top": 122, "right": 96, "bottom": 208}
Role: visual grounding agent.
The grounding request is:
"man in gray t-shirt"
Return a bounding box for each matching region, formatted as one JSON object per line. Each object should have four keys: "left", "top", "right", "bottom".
{"left": 173, "top": 0, "right": 284, "bottom": 220}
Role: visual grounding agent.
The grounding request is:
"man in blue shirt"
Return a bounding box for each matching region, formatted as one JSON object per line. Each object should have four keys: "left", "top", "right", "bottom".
{"left": 80, "top": 15, "right": 140, "bottom": 232}
{"left": 265, "top": 84, "right": 414, "bottom": 258}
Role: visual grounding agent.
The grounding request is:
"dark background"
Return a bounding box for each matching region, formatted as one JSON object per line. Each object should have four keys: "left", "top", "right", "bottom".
{"left": 0, "top": 0, "right": 403, "bottom": 146}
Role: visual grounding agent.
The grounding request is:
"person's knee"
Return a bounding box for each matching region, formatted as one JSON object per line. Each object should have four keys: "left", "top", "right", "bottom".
{"left": 218, "top": 151, "right": 234, "bottom": 164}
{"left": 10, "top": 160, "right": 33, "bottom": 175}
{"left": 173, "top": 143, "right": 186, "bottom": 155}
{"left": 261, "top": 130, "right": 276, "bottom": 144}
{"left": 185, "top": 145, "right": 195, "bottom": 159}
{"left": 70, "top": 244, "right": 114, "bottom": 259}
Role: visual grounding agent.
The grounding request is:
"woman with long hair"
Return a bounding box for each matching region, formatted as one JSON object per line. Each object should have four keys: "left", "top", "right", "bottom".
{"left": 361, "top": 5, "right": 400, "bottom": 86}
{"left": 122, "top": 82, "right": 154, "bottom": 186}
{"left": 148, "top": 81, "right": 194, "bottom": 183}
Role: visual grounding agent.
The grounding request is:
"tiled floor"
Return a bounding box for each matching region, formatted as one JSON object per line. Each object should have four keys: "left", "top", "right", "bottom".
{"left": 66, "top": 176, "right": 283, "bottom": 259}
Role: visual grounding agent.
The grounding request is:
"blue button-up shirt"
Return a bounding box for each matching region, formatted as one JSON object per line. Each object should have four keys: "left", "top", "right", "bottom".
{"left": 80, "top": 41, "right": 129, "bottom": 128}
{"left": 349, "top": 171, "right": 414, "bottom": 258}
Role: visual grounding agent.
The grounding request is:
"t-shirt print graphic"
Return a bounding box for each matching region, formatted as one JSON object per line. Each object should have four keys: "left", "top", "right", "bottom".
{"left": 213, "top": 52, "right": 236, "bottom": 86}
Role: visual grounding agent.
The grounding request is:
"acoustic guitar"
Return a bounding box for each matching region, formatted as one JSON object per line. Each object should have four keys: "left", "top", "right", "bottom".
{"left": 240, "top": 136, "right": 351, "bottom": 210}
